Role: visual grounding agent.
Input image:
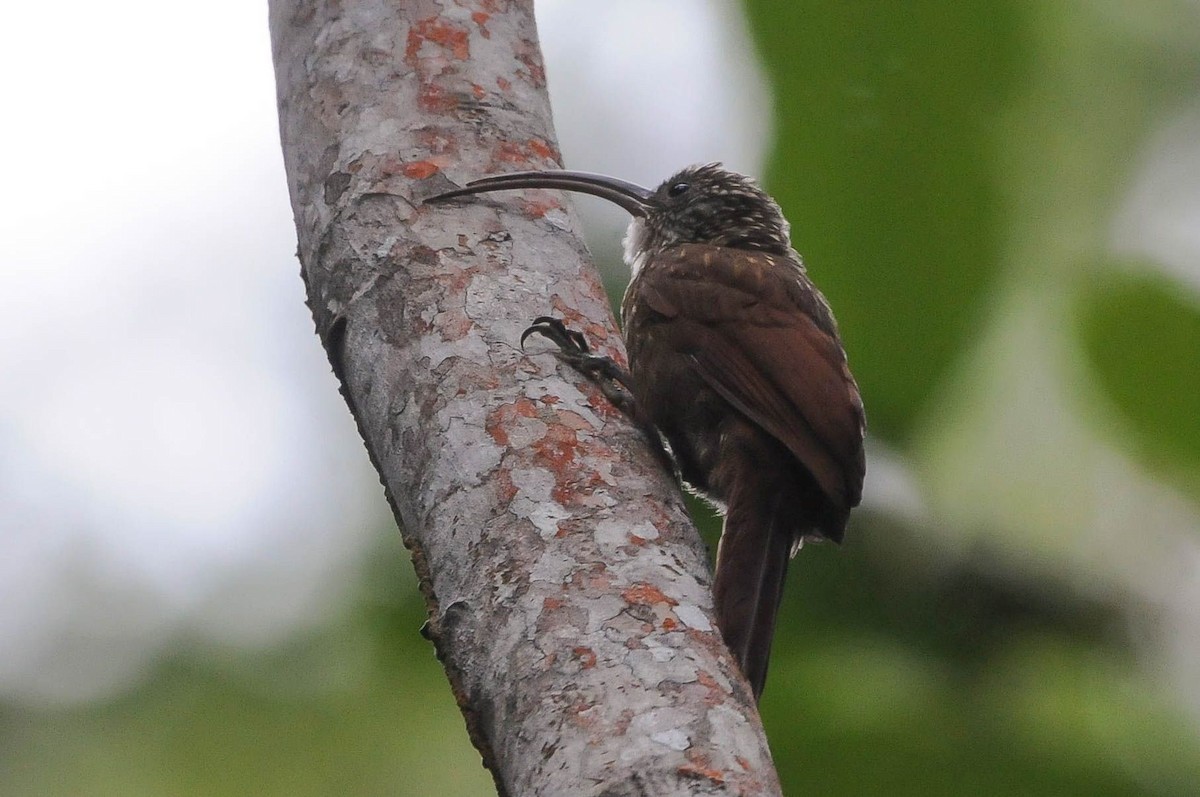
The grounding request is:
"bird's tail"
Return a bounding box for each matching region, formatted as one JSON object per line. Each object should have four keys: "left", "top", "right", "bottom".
{"left": 712, "top": 490, "right": 795, "bottom": 702}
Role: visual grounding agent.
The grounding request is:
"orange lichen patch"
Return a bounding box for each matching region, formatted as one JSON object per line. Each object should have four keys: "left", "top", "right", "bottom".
{"left": 547, "top": 296, "right": 593, "bottom": 326}
{"left": 471, "top": 11, "right": 491, "bottom": 37}
{"left": 403, "top": 160, "right": 440, "bottom": 179}
{"left": 406, "top": 17, "right": 470, "bottom": 62}
{"left": 447, "top": 359, "right": 504, "bottom": 388}
{"left": 496, "top": 76, "right": 512, "bottom": 91}
{"left": 661, "top": 617, "right": 678, "bottom": 631}
{"left": 572, "top": 646, "right": 597, "bottom": 669}
{"left": 579, "top": 382, "right": 623, "bottom": 420}
{"left": 628, "top": 534, "right": 647, "bottom": 546}
{"left": 434, "top": 262, "right": 478, "bottom": 295}
{"left": 678, "top": 764, "right": 726, "bottom": 785}
{"left": 518, "top": 197, "right": 562, "bottom": 219}
{"left": 552, "top": 456, "right": 614, "bottom": 506}
{"left": 542, "top": 596, "right": 565, "bottom": 611}
{"left": 539, "top": 395, "right": 560, "bottom": 406}
{"left": 695, "top": 670, "right": 727, "bottom": 706}
{"left": 379, "top": 156, "right": 406, "bottom": 176}
{"left": 485, "top": 398, "right": 539, "bottom": 446}
{"left": 553, "top": 410, "right": 594, "bottom": 431}
{"left": 532, "top": 424, "right": 578, "bottom": 470}
{"left": 679, "top": 751, "right": 726, "bottom": 785}
{"left": 439, "top": 312, "right": 474, "bottom": 341}
{"left": 552, "top": 473, "right": 597, "bottom": 507}
{"left": 485, "top": 414, "right": 509, "bottom": 445}
{"left": 648, "top": 504, "right": 674, "bottom": 535}
{"left": 418, "top": 82, "right": 458, "bottom": 112}
{"left": 417, "top": 129, "right": 458, "bottom": 156}
{"left": 550, "top": 482, "right": 573, "bottom": 507}
{"left": 735, "top": 756, "right": 752, "bottom": 771}
{"left": 527, "top": 137, "right": 555, "bottom": 160}
{"left": 496, "top": 140, "right": 527, "bottom": 164}
{"left": 622, "top": 583, "right": 678, "bottom": 607}
{"left": 471, "top": 82, "right": 486, "bottom": 99}
{"left": 584, "top": 321, "right": 621, "bottom": 353}
{"left": 568, "top": 699, "right": 598, "bottom": 726}
{"left": 515, "top": 45, "right": 547, "bottom": 87}
{"left": 687, "top": 626, "right": 717, "bottom": 642}
{"left": 494, "top": 467, "right": 517, "bottom": 503}
{"left": 582, "top": 320, "right": 609, "bottom": 339}
{"left": 569, "top": 563, "right": 613, "bottom": 593}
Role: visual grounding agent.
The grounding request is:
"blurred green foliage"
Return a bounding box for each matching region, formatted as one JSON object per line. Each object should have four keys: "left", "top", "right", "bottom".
{"left": 1078, "top": 269, "right": 1200, "bottom": 489}
{"left": 744, "top": 1, "right": 1020, "bottom": 442}
{"left": 738, "top": 1, "right": 1200, "bottom": 793}
{"left": 759, "top": 519, "right": 1200, "bottom": 795}
{"left": 2, "top": 542, "right": 496, "bottom": 797}
{"left": 5, "top": 2, "right": 1200, "bottom": 795}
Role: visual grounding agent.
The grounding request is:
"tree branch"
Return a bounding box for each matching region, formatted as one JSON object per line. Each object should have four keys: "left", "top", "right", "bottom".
{"left": 269, "top": 1, "right": 781, "bottom": 793}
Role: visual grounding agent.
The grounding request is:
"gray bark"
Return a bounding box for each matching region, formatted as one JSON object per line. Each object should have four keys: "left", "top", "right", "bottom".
{"left": 269, "top": 1, "right": 782, "bottom": 794}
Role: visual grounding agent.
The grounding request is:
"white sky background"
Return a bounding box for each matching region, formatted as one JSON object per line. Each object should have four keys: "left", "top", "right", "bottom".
{"left": 0, "top": 0, "right": 771, "bottom": 703}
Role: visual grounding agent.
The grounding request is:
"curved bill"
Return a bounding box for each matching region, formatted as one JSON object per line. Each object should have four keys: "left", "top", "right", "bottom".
{"left": 425, "top": 170, "right": 654, "bottom": 217}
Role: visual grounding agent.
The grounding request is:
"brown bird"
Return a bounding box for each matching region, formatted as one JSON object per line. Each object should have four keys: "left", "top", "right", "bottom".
{"left": 427, "top": 164, "right": 866, "bottom": 701}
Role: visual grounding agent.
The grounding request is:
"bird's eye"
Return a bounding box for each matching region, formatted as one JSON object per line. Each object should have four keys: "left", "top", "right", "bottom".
{"left": 667, "top": 182, "right": 690, "bottom": 197}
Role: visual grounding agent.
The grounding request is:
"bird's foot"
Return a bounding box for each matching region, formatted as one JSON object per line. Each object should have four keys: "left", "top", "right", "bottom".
{"left": 521, "top": 315, "right": 675, "bottom": 473}
{"left": 521, "top": 316, "right": 638, "bottom": 411}
{"left": 521, "top": 316, "right": 634, "bottom": 386}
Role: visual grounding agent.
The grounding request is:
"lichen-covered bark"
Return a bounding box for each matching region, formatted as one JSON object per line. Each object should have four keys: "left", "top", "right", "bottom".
{"left": 269, "top": 1, "right": 781, "bottom": 794}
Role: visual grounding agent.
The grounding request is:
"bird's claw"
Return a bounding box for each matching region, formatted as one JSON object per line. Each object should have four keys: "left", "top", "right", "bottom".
{"left": 520, "top": 315, "right": 629, "bottom": 387}
{"left": 520, "top": 315, "right": 590, "bottom": 355}
{"left": 519, "top": 314, "right": 670, "bottom": 470}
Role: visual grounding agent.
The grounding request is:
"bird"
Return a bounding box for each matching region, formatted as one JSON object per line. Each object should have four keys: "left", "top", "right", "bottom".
{"left": 426, "top": 163, "right": 865, "bottom": 701}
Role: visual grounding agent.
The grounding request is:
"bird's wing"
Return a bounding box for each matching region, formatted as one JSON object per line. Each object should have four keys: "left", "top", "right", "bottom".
{"left": 635, "top": 244, "right": 866, "bottom": 509}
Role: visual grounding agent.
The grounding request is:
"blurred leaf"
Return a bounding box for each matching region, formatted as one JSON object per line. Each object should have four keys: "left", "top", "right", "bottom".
{"left": 1, "top": 635, "right": 494, "bottom": 797}
{"left": 741, "top": 0, "right": 1021, "bottom": 442}
{"left": 759, "top": 520, "right": 1200, "bottom": 796}
{"left": 763, "top": 631, "right": 1200, "bottom": 796}
{"left": 1077, "top": 269, "right": 1200, "bottom": 489}
{"left": 0, "top": 551, "right": 496, "bottom": 797}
